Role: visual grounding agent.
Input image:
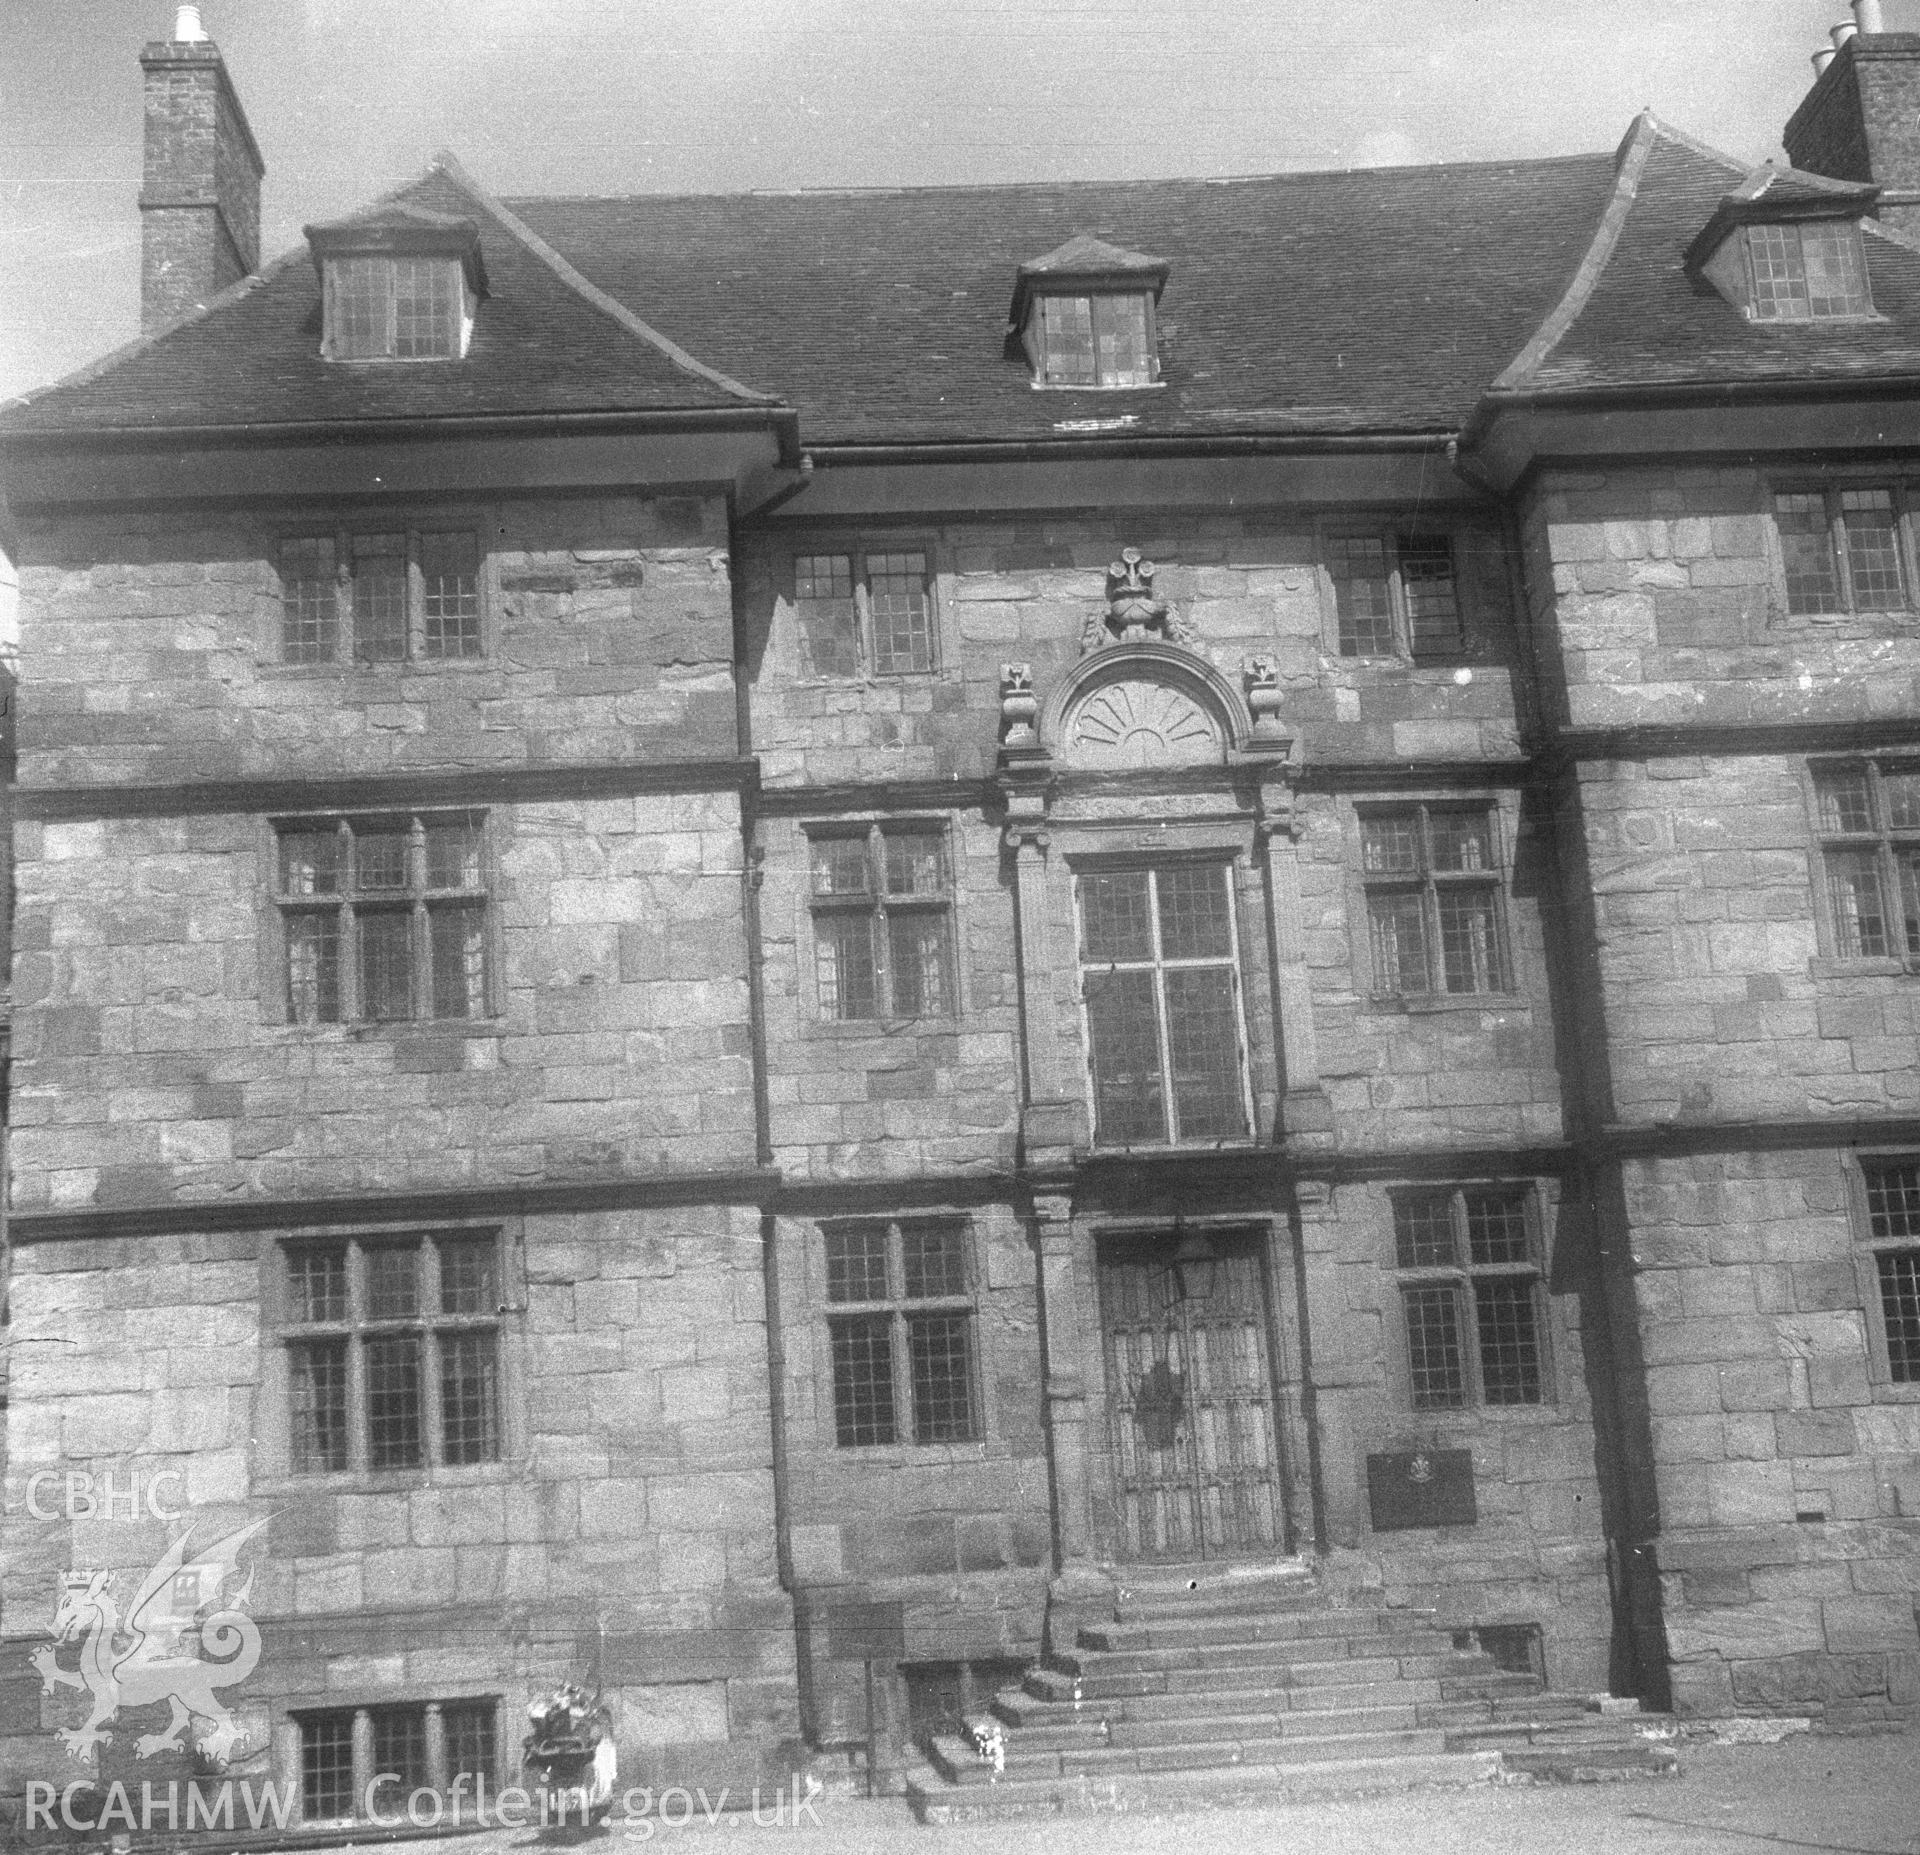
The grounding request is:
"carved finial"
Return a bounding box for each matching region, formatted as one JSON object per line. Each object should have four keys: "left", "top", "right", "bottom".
{"left": 1085, "top": 548, "right": 1194, "bottom": 651}
{"left": 1000, "top": 662, "right": 1038, "bottom": 746}
{"left": 1243, "top": 654, "right": 1287, "bottom": 746}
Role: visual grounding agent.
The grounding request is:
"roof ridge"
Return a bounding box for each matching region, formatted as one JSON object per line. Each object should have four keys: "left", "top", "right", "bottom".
{"left": 500, "top": 150, "right": 1618, "bottom": 210}
{"left": 0, "top": 246, "right": 309, "bottom": 418}
{"left": 1488, "top": 112, "right": 1668, "bottom": 396}
{"left": 423, "top": 151, "right": 779, "bottom": 407}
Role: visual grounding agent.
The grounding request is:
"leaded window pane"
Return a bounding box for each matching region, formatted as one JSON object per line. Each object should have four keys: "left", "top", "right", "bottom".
{"left": 1843, "top": 489, "right": 1906, "bottom": 608}
{"left": 1777, "top": 493, "right": 1841, "bottom": 613}
{"left": 1750, "top": 224, "right": 1811, "bottom": 322}
{"left": 429, "top": 903, "right": 487, "bottom": 1019}
{"left": 815, "top": 911, "right": 878, "bottom": 1020}
{"left": 1429, "top": 812, "right": 1493, "bottom": 872}
{"left": 1401, "top": 534, "right": 1462, "bottom": 658}
{"left": 1163, "top": 966, "right": 1248, "bottom": 1140}
{"left": 332, "top": 256, "right": 388, "bottom": 357}
{"left": 1329, "top": 535, "right": 1396, "bottom": 655}
{"left": 887, "top": 911, "right": 950, "bottom": 1017}
{"left": 355, "top": 829, "right": 410, "bottom": 890}
{"left": 908, "top": 1312, "right": 976, "bottom": 1442}
{"left": 795, "top": 552, "right": 860, "bottom": 677}
{"left": 1865, "top": 1163, "right": 1920, "bottom": 1239}
{"left": 1827, "top": 849, "right": 1890, "bottom": 957}
{"left": 290, "top": 1340, "right": 349, "bottom": 1473}
{"left": 280, "top": 538, "right": 338, "bottom": 663}
{"left": 426, "top": 818, "right": 484, "bottom": 889}
{"left": 352, "top": 545, "right": 409, "bottom": 662}
{"left": 364, "top": 1333, "right": 424, "bottom": 1468}
{"left": 301, "top": 1713, "right": 356, "bottom": 1820}
{"left": 392, "top": 257, "right": 461, "bottom": 359}
{"left": 366, "top": 1245, "right": 419, "bottom": 1321}
{"left": 883, "top": 831, "right": 944, "bottom": 895}
{"left": 1879, "top": 1250, "right": 1920, "bottom": 1383}
{"left": 1361, "top": 817, "right": 1420, "bottom": 874}
{"left": 1157, "top": 863, "right": 1234, "bottom": 960}
{"left": 829, "top": 1315, "right": 896, "bottom": 1446}
{"left": 289, "top": 1248, "right": 348, "bottom": 1323}
{"left": 358, "top": 910, "right": 414, "bottom": 1020}
{"left": 444, "top": 1702, "right": 498, "bottom": 1789}
{"left": 439, "top": 1237, "right": 499, "bottom": 1315}
{"left": 825, "top": 1225, "right": 890, "bottom": 1303}
{"left": 1085, "top": 967, "right": 1165, "bottom": 1145}
{"left": 1465, "top": 1190, "right": 1532, "bottom": 1265}
{"left": 1369, "top": 891, "right": 1430, "bottom": 993}
{"left": 1801, "top": 222, "right": 1872, "bottom": 319}
{"left": 370, "top": 1706, "right": 429, "bottom": 1805}
{"left": 1394, "top": 1194, "right": 1457, "bottom": 1269}
{"left": 1080, "top": 870, "right": 1156, "bottom": 962}
{"left": 812, "top": 835, "right": 871, "bottom": 896}
{"left": 1816, "top": 770, "right": 1874, "bottom": 834}
{"left": 1476, "top": 1278, "right": 1544, "bottom": 1404}
{"left": 1092, "top": 293, "right": 1153, "bottom": 386}
{"left": 441, "top": 1330, "right": 501, "bottom": 1464}
{"left": 868, "top": 551, "right": 933, "bottom": 674}
{"left": 901, "top": 1223, "right": 968, "bottom": 1300}
{"left": 1437, "top": 888, "right": 1504, "bottom": 993}
{"left": 1039, "top": 294, "right": 1097, "bottom": 384}
{"left": 282, "top": 830, "right": 342, "bottom": 895}
{"left": 286, "top": 912, "right": 341, "bottom": 1024}
{"left": 1404, "top": 1285, "right": 1467, "bottom": 1409}
{"left": 421, "top": 531, "right": 481, "bottom": 657}
{"left": 1882, "top": 772, "right": 1920, "bottom": 831}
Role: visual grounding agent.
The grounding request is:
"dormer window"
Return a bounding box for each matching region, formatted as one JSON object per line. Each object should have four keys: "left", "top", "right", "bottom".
{"left": 1012, "top": 234, "right": 1168, "bottom": 390}
{"left": 306, "top": 207, "right": 487, "bottom": 363}
{"left": 1686, "top": 166, "right": 1881, "bottom": 326}
{"left": 331, "top": 256, "right": 467, "bottom": 360}
{"left": 1748, "top": 221, "right": 1872, "bottom": 322}
{"left": 1034, "top": 292, "right": 1156, "bottom": 387}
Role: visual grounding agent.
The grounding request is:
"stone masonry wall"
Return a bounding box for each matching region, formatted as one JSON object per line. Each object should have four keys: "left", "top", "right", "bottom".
{"left": 9, "top": 791, "right": 754, "bottom": 1213}
{"left": 0, "top": 1205, "right": 797, "bottom": 1801}
{"left": 12, "top": 494, "right": 734, "bottom": 787}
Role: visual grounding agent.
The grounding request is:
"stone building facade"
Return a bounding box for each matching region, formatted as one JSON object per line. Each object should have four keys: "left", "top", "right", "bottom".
{"left": 3, "top": 4, "right": 1920, "bottom": 1823}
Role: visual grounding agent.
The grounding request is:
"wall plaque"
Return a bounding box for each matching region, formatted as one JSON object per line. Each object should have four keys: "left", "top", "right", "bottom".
{"left": 824, "top": 1600, "right": 906, "bottom": 1662}
{"left": 1366, "top": 1449, "right": 1476, "bottom": 1531}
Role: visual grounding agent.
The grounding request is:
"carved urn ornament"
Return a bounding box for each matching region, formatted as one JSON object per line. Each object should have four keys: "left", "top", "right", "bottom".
{"left": 1082, "top": 548, "right": 1195, "bottom": 651}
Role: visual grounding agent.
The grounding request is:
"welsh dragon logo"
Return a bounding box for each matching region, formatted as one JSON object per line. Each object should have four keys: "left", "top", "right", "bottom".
{"left": 31, "top": 1517, "right": 267, "bottom": 1764}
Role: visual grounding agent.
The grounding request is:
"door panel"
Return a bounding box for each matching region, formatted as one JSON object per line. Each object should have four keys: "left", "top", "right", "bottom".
{"left": 1100, "top": 1232, "right": 1288, "bottom": 1561}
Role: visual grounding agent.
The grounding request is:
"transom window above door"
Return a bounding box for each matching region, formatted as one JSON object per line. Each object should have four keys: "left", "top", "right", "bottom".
{"left": 1076, "top": 862, "right": 1252, "bottom": 1147}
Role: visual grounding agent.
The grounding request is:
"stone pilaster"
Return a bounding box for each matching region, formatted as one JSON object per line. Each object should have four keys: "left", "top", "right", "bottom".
{"left": 1033, "top": 1191, "right": 1099, "bottom": 1583}
{"left": 1253, "top": 767, "right": 1333, "bottom": 1144}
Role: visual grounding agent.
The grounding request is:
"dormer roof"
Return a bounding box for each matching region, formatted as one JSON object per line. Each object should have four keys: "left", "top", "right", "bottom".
{"left": 1010, "top": 233, "right": 1170, "bottom": 328}
{"left": 304, "top": 203, "right": 491, "bottom": 297}
{"left": 1683, "top": 161, "right": 1882, "bottom": 272}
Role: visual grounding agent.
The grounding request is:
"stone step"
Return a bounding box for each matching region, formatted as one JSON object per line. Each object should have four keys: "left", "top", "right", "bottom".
{"left": 1108, "top": 1565, "right": 1323, "bottom": 1622}
{"left": 1029, "top": 1667, "right": 1446, "bottom": 1709}
{"left": 905, "top": 1748, "right": 1508, "bottom": 1822}
{"left": 928, "top": 1725, "right": 1453, "bottom": 1785}
{"left": 1002, "top": 1677, "right": 1456, "bottom": 1729}
{"left": 1051, "top": 1641, "right": 1472, "bottom": 1682}
{"left": 1079, "top": 1609, "right": 1454, "bottom": 1653}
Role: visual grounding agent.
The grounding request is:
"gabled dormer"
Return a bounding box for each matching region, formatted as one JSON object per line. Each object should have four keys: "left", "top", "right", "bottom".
{"left": 1685, "top": 164, "right": 1882, "bottom": 323}
{"left": 304, "top": 204, "right": 489, "bottom": 361}
{"left": 1010, "top": 233, "right": 1169, "bottom": 388}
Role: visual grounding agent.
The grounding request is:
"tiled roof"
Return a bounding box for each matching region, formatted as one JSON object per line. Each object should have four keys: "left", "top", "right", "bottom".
{"left": 1497, "top": 118, "right": 1920, "bottom": 397}
{"left": 0, "top": 164, "right": 768, "bottom": 437}
{"left": 13, "top": 119, "right": 1920, "bottom": 447}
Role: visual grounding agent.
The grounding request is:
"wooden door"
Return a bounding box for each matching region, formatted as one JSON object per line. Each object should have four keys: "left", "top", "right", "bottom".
{"left": 1099, "top": 1232, "right": 1288, "bottom": 1560}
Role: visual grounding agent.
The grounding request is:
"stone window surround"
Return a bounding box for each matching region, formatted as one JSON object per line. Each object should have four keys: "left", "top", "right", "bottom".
{"left": 269, "top": 514, "right": 495, "bottom": 668}
{"left": 782, "top": 536, "right": 945, "bottom": 681}
{"left": 254, "top": 1218, "right": 530, "bottom": 1493}
{"left": 1379, "top": 1178, "right": 1561, "bottom": 1418}
{"left": 287, "top": 1692, "right": 504, "bottom": 1824}
{"left": 1804, "top": 757, "right": 1920, "bottom": 974}
{"left": 805, "top": 1213, "right": 996, "bottom": 1458}
{"left": 1767, "top": 475, "right": 1920, "bottom": 623}
{"left": 791, "top": 812, "right": 967, "bottom": 1034}
{"left": 1845, "top": 1152, "right": 1920, "bottom": 1401}
{"left": 1313, "top": 516, "right": 1486, "bottom": 666}
{"left": 262, "top": 809, "right": 504, "bottom": 1030}
{"left": 1347, "top": 793, "right": 1520, "bottom": 1011}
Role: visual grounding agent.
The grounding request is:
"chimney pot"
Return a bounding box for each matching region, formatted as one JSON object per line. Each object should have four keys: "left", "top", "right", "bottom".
{"left": 172, "top": 4, "right": 207, "bottom": 41}
{"left": 1854, "top": 0, "right": 1886, "bottom": 34}
{"left": 1815, "top": 46, "right": 1838, "bottom": 72}
{"left": 1833, "top": 22, "right": 1858, "bottom": 48}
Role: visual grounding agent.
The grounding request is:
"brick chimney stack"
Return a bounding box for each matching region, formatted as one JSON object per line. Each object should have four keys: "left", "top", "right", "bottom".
{"left": 138, "top": 6, "right": 265, "bottom": 333}
{"left": 1785, "top": 3, "right": 1920, "bottom": 238}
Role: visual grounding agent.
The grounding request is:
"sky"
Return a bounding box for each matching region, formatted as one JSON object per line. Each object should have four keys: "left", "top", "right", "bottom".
{"left": 0, "top": 0, "right": 1910, "bottom": 405}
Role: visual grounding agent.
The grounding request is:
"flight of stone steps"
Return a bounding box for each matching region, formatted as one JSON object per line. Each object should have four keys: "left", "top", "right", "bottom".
{"left": 904, "top": 1561, "right": 1677, "bottom": 1821}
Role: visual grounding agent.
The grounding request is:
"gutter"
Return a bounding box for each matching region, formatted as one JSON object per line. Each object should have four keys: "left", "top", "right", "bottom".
{"left": 802, "top": 430, "right": 1459, "bottom": 468}
{"left": 0, "top": 404, "right": 805, "bottom": 466}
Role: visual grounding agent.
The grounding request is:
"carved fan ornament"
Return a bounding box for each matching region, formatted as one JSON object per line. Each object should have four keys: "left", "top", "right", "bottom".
{"left": 1066, "top": 679, "right": 1220, "bottom": 768}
